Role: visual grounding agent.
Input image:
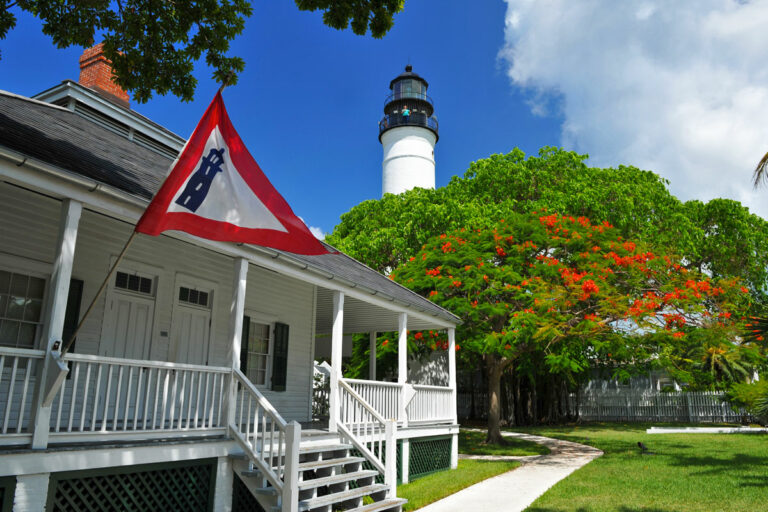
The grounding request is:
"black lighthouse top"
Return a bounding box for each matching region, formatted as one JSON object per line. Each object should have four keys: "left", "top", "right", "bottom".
{"left": 379, "top": 65, "right": 439, "bottom": 141}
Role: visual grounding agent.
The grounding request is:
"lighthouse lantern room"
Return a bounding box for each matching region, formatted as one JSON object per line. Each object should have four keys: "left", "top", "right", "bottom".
{"left": 379, "top": 65, "right": 439, "bottom": 196}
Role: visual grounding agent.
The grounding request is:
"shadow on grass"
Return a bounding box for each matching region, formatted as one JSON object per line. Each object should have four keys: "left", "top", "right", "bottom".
{"left": 668, "top": 453, "right": 768, "bottom": 483}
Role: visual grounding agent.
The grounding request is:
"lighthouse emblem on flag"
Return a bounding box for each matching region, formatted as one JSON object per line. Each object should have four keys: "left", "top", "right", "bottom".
{"left": 135, "top": 92, "right": 329, "bottom": 256}
{"left": 175, "top": 148, "right": 226, "bottom": 212}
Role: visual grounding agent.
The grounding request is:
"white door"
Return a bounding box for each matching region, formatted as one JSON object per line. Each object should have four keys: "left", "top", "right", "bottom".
{"left": 171, "top": 305, "right": 211, "bottom": 365}
{"left": 101, "top": 270, "right": 157, "bottom": 360}
{"left": 170, "top": 285, "right": 213, "bottom": 366}
{"left": 102, "top": 292, "right": 155, "bottom": 359}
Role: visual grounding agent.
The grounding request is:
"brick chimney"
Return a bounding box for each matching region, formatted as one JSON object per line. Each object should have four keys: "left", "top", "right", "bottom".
{"left": 78, "top": 43, "right": 130, "bottom": 108}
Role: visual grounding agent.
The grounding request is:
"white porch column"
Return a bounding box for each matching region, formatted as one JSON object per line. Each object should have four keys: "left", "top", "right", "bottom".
{"left": 448, "top": 327, "right": 458, "bottom": 469}
{"left": 397, "top": 314, "right": 408, "bottom": 384}
{"left": 212, "top": 456, "right": 234, "bottom": 512}
{"left": 14, "top": 473, "right": 50, "bottom": 512}
{"left": 226, "top": 258, "right": 249, "bottom": 427}
{"left": 369, "top": 331, "right": 377, "bottom": 381}
{"left": 31, "top": 199, "right": 82, "bottom": 449}
{"left": 397, "top": 313, "right": 408, "bottom": 425}
{"left": 329, "top": 291, "right": 344, "bottom": 433}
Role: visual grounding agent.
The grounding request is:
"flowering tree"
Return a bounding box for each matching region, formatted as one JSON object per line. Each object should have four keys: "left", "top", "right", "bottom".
{"left": 393, "top": 212, "right": 753, "bottom": 443}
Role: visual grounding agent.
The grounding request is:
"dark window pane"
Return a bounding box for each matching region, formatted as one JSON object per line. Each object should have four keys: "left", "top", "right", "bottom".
{"left": 128, "top": 274, "right": 139, "bottom": 291}
{"left": 0, "top": 294, "right": 7, "bottom": 317}
{"left": 23, "top": 298, "right": 42, "bottom": 322}
{"left": 17, "top": 323, "right": 35, "bottom": 348}
{"left": 27, "top": 277, "right": 45, "bottom": 299}
{"left": 199, "top": 292, "right": 208, "bottom": 307}
{"left": 0, "top": 271, "right": 10, "bottom": 293}
{"left": 6, "top": 297, "right": 24, "bottom": 319}
{"left": 179, "top": 287, "right": 189, "bottom": 302}
{"left": 0, "top": 320, "right": 19, "bottom": 346}
{"left": 10, "top": 274, "right": 27, "bottom": 296}
{"left": 139, "top": 277, "right": 152, "bottom": 294}
{"left": 115, "top": 272, "right": 128, "bottom": 289}
{"left": 189, "top": 289, "right": 199, "bottom": 304}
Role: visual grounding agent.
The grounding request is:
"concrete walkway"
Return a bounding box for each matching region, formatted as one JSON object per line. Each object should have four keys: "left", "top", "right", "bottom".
{"left": 417, "top": 430, "right": 603, "bottom": 512}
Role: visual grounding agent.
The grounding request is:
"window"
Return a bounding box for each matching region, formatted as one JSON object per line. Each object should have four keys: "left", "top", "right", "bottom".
{"left": 0, "top": 270, "right": 45, "bottom": 348}
{"left": 242, "top": 319, "right": 271, "bottom": 386}
{"left": 240, "top": 317, "right": 289, "bottom": 391}
{"left": 115, "top": 271, "right": 154, "bottom": 296}
{"left": 178, "top": 286, "right": 210, "bottom": 308}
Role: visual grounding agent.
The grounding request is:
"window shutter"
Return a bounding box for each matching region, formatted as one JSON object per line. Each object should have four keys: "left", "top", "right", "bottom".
{"left": 240, "top": 315, "right": 250, "bottom": 374}
{"left": 61, "top": 279, "right": 84, "bottom": 352}
{"left": 271, "top": 322, "right": 289, "bottom": 392}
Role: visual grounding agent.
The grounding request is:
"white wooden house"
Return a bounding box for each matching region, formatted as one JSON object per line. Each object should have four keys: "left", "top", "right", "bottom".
{"left": 0, "top": 46, "right": 460, "bottom": 512}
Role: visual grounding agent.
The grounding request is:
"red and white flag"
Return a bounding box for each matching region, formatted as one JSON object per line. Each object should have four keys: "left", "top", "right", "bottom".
{"left": 135, "top": 92, "right": 329, "bottom": 255}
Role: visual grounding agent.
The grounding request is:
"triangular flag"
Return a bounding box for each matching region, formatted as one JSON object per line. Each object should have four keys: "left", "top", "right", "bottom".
{"left": 136, "top": 92, "right": 329, "bottom": 255}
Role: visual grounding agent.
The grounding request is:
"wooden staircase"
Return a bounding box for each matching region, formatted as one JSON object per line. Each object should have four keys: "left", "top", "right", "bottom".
{"left": 232, "top": 431, "right": 406, "bottom": 512}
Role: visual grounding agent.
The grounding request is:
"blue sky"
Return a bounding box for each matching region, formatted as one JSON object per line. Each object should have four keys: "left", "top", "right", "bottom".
{"left": 3, "top": 1, "right": 768, "bottom": 234}
{"left": 1, "top": 2, "right": 561, "bottom": 235}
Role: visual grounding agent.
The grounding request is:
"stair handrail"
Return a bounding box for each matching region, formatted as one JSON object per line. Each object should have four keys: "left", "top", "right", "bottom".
{"left": 230, "top": 368, "right": 293, "bottom": 495}
{"left": 337, "top": 378, "right": 397, "bottom": 496}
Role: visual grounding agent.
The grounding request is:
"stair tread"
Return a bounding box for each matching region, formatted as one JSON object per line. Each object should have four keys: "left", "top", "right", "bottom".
{"left": 299, "top": 443, "right": 352, "bottom": 454}
{"left": 298, "top": 484, "right": 390, "bottom": 511}
{"left": 298, "top": 470, "right": 379, "bottom": 490}
{"left": 299, "top": 456, "right": 365, "bottom": 471}
{"left": 345, "top": 498, "right": 408, "bottom": 512}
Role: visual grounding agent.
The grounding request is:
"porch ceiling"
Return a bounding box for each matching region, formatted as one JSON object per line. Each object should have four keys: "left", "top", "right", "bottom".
{"left": 315, "top": 287, "right": 450, "bottom": 335}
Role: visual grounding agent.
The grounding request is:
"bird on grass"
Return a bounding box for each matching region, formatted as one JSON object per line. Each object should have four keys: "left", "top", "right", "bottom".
{"left": 637, "top": 441, "right": 655, "bottom": 455}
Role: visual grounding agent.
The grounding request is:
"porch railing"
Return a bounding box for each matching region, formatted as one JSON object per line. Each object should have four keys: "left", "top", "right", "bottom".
{"left": 49, "top": 353, "right": 230, "bottom": 437}
{"left": 0, "top": 347, "right": 44, "bottom": 436}
{"left": 407, "top": 384, "right": 454, "bottom": 424}
{"left": 337, "top": 379, "right": 396, "bottom": 496}
{"left": 229, "top": 367, "right": 300, "bottom": 509}
{"left": 339, "top": 377, "right": 454, "bottom": 426}
{"left": 343, "top": 378, "right": 402, "bottom": 421}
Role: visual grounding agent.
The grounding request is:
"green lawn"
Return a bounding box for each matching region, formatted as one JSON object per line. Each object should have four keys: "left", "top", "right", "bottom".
{"left": 459, "top": 428, "right": 550, "bottom": 456}
{"left": 397, "top": 459, "right": 519, "bottom": 511}
{"left": 512, "top": 423, "right": 768, "bottom": 512}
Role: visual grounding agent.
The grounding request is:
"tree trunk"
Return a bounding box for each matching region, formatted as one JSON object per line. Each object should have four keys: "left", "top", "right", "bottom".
{"left": 531, "top": 375, "right": 539, "bottom": 425}
{"left": 486, "top": 358, "right": 506, "bottom": 444}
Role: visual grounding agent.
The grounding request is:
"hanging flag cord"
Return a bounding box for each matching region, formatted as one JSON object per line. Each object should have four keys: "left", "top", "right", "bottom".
{"left": 60, "top": 231, "right": 140, "bottom": 357}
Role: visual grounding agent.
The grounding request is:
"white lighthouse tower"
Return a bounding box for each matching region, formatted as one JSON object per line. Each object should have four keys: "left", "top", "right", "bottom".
{"left": 379, "top": 65, "right": 439, "bottom": 196}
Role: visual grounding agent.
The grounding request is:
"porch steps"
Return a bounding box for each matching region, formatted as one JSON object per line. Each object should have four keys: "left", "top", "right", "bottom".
{"left": 234, "top": 434, "right": 405, "bottom": 512}
{"left": 297, "top": 470, "right": 379, "bottom": 491}
{"left": 299, "top": 455, "right": 366, "bottom": 471}
{"left": 346, "top": 498, "right": 409, "bottom": 512}
{"left": 297, "top": 484, "right": 390, "bottom": 511}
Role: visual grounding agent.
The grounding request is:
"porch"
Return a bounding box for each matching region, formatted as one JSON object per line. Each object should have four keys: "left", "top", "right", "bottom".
{"left": 0, "top": 184, "right": 459, "bottom": 510}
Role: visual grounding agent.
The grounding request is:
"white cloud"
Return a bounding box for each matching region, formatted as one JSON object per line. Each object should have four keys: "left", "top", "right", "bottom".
{"left": 500, "top": 0, "right": 768, "bottom": 220}
{"left": 309, "top": 225, "right": 326, "bottom": 240}
{"left": 298, "top": 216, "right": 325, "bottom": 239}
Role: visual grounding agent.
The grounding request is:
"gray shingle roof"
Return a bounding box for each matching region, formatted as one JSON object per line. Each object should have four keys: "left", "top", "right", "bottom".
{"left": 0, "top": 91, "right": 459, "bottom": 325}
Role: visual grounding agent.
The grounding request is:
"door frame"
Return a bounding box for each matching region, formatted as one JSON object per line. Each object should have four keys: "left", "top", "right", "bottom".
{"left": 100, "top": 256, "right": 165, "bottom": 360}
{"left": 169, "top": 272, "right": 219, "bottom": 366}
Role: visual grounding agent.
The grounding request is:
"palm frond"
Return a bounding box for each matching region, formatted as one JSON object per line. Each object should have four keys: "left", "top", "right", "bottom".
{"left": 753, "top": 152, "right": 768, "bottom": 188}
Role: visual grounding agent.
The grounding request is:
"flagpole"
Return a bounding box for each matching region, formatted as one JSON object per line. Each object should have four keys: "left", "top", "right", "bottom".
{"left": 61, "top": 230, "right": 140, "bottom": 356}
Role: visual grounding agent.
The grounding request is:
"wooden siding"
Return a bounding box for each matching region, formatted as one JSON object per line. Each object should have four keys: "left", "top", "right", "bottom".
{"left": 0, "top": 183, "right": 315, "bottom": 422}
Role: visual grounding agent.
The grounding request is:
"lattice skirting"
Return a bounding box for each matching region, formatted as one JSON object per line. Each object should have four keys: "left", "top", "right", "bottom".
{"left": 232, "top": 474, "right": 266, "bottom": 512}
{"left": 408, "top": 436, "right": 452, "bottom": 480}
{"left": 350, "top": 441, "right": 403, "bottom": 485}
{"left": 46, "top": 459, "right": 217, "bottom": 512}
{"left": 0, "top": 477, "right": 15, "bottom": 512}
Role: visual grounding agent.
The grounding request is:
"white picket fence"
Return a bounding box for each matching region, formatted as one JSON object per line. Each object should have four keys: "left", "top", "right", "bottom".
{"left": 574, "top": 390, "right": 753, "bottom": 423}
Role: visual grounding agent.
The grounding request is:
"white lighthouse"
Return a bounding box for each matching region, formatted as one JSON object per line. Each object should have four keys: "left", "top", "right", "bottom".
{"left": 379, "top": 65, "right": 439, "bottom": 196}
